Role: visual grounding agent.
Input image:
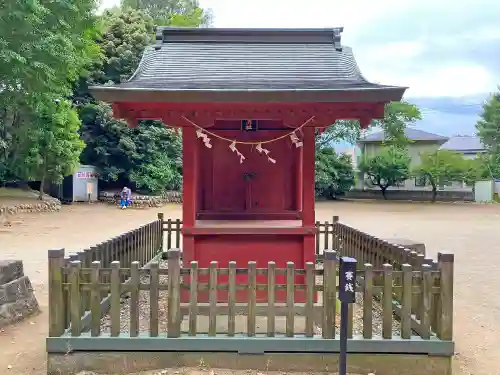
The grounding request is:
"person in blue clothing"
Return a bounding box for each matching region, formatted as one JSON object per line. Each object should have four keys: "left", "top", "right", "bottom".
{"left": 120, "top": 186, "right": 132, "bottom": 209}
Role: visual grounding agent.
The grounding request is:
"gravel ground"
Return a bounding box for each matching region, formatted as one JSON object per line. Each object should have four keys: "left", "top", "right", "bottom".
{"left": 76, "top": 369, "right": 372, "bottom": 375}
{"left": 101, "top": 262, "right": 401, "bottom": 337}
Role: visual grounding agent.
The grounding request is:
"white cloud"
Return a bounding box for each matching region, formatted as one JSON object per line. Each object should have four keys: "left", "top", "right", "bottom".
{"left": 98, "top": 0, "right": 499, "bottom": 97}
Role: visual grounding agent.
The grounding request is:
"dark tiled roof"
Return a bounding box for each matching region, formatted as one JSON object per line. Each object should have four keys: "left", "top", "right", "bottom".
{"left": 90, "top": 27, "right": 406, "bottom": 103}
{"left": 439, "top": 136, "right": 485, "bottom": 152}
{"left": 359, "top": 128, "right": 449, "bottom": 143}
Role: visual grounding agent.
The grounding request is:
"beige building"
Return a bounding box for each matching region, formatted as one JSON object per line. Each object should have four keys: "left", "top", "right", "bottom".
{"left": 355, "top": 128, "right": 449, "bottom": 191}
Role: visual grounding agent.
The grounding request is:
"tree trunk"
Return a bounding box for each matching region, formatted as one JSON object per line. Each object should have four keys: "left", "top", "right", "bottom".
{"left": 39, "top": 173, "right": 46, "bottom": 201}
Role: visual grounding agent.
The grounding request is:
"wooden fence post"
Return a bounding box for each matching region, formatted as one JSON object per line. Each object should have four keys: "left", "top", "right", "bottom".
{"left": 157, "top": 213, "right": 164, "bottom": 253}
{"left": 332, "top": 216, "right": 339, "bottom": 252}
{"left": 167, "top": 248, "right": 181, "bottom": 337}
{"left": 48, "top": 249, "right": 65, "bottom": 337}
{"left": 69, "top": 261, "right": 82, "bottom": 337}
{"left": 437, "top": 252, "right": 454, "bottom": 340}
{"left": 110, "top": 261, "right": 121, "bottom": 337}
{"left": 323, "top": 250, "right": 338, "bottom": 339}
{"left": 400, "top": 263, "right": 412, "bottom": 339}
{"left": 90, "top": 261, "right": 101, "bottom": 337}
{"left": 362, "top": 263, "right": 373, "bottom": 339}
{"left": 382, "top": 263, "right": 393, "bottom": 339}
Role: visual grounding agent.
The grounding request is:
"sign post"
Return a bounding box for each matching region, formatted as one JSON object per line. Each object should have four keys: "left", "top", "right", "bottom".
{"left": 338, "top": 256, "right": 357, "bottom": 375}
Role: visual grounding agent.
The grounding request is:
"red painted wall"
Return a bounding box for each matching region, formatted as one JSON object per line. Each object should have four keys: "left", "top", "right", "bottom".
{"left": 183, "top": 233, "right": 310, "bottom": 303}
{"left": 197, "top": 120, "right": 297, "bottom": 214}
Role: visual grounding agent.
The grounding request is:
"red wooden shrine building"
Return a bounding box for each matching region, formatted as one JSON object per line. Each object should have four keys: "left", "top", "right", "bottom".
{"left": 91, "top": 27, "right": 406, "bottom": 303}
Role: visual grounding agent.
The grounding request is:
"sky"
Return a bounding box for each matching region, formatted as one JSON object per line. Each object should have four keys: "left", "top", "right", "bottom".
{"left": 99, "top": 0, "right": 500, "bottom": 98}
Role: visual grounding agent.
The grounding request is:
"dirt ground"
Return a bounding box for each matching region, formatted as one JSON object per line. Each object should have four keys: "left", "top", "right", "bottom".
{"left": 0, "top": 200, "right": 499, "bottom": 375}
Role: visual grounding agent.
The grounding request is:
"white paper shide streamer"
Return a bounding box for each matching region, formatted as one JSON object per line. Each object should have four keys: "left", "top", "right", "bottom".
{"left": 196, "top": 129, "right": 212, "bottom": 148}
{"left": 229, "top": 141, "right": 246, "bottom": 164}
{"left": 255, "top": 143, "right": 276, "bottom": 164}
{"left": 290, "top": 132, "right": 303, "bottom": 148}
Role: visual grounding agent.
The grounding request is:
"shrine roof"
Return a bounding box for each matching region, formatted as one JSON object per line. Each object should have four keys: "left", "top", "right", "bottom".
{"left": 90, "top": 27, "right": 407, "bottom": 103}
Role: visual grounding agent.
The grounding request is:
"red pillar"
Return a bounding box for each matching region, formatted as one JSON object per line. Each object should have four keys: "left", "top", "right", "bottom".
{"left": 181, "top": 126, "right": 197, "bottom": 262}
{"left": 295, "top": 144, "right": 303, "bottom": 213}
{"left": 302, "top": 127, "right": 315, "bottom": 227}
{"left": 302, "top": 127, "right": 316, "bottom": 269}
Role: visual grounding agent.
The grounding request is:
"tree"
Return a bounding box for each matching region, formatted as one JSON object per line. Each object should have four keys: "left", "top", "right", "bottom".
{"left": 22, "top": 101, "right": 85, "bottom": 199}
{"left": 316, "top": 101, "right": 422, "bottom": 149}
{"left": 0, "top": 0, "right": 100, "bottom": 185}
{"left": 476, "top": 89, "right": 500, "bottom": 154}
{"left": 358, "top": 147, "right": 411, "bottom": 199}
{"left": 121, "top": 0, "right": 213, "bottom": 26}
{"left": 413, "top": 150, "right": 464, "bottom": 202}
{"left": 476, "top": 89, "right": 500, "bottom": 179}
{"left": 315, "top": 147, "right": 355, "bottom": 198}
{"left": 460, "top": 157, "right": 487, "bottom": 193}
{"left": 79, "top": 102, "right": 182, "bottom": 193}
{"left": 76, "top": 7, "right": 194, "bottom": 193}
{"left": 316, "top": 120, "right": 362, "bottom": 148}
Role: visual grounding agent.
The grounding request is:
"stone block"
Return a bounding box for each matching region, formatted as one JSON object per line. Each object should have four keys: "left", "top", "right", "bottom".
{"left": 0, "top": 294, "right": 39, "bottom": 328}
{"left": 0, "top": 275, "right": 33, "bottom": 305}
{"left": 0, "top": 260, "right": 24, "bottom": 284}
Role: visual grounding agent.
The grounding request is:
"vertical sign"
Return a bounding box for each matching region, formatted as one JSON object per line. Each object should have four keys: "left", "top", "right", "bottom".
{"left": 338, "top": 256, "right": 357, "bottom": 375}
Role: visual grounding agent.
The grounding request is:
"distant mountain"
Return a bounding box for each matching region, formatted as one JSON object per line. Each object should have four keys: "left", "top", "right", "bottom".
{"left": 331, "top": 93, "right": 489, "bottom": 150}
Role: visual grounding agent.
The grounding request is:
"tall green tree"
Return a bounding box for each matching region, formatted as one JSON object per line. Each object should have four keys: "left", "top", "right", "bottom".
{"left": 476, "top": 89, "right": 500, "bottom": 153}
{"left": 0, "top": 0, "right": 100, "bottom": 184}
{"left": 77, "top": 6, "right": 210, "bottom": 192}
{"left": 476, "top": 89, "right": 500, "bottom": 178}
{"left": 413, "top": 150, "right": 465, "bottom": 202}
{"left": 358, "top": 147, "right": 411, "bottom": 199}
{"left": 22, "top": 101, "right": 85, "bottom": 199}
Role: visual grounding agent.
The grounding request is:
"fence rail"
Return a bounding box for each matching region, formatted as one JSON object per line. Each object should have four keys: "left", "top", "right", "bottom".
{"left": 160, "top": 215, "right": 428, "bottom": 270}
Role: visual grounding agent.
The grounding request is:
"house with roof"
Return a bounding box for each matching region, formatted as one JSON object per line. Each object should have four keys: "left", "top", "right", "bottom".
{"left": 439, "top": 135, "right": 486, "bottom": 159}
{"left": 355, "top": 128, "right": 449, "bottom": 190}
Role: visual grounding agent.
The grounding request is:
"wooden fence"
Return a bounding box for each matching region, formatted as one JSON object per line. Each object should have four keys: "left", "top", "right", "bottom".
{"left": 48, "top": 247, "right": 453, "bottom": 342}
{"left": 48, "top": 217, "right": 163, "bottom": 334}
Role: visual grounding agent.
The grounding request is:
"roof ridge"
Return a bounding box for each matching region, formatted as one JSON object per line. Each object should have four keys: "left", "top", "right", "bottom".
{"left": 153, "top": 27, "right": 345, "bottom": 48}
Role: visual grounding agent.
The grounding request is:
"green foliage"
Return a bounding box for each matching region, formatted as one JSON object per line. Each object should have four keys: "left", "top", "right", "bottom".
{"left": 76, "top": 6, "right": 204, "bottom": 193}
{"left": 358, "top": 147, "right": 411, "bottom": 199}
{"left": 476, "top": 89, "right": 500, "bottom": 179}
{"left": 22, "top": 101, "right": 85, "bottom": 198}
{"left": 413, "top": 150, "right": 465, "bottom": 201}
{"left": 0, "top": 0, "right": 99, "bottom": 186}
{"left": 461, "top": 157, "right": 487, "bottom": 188}
{"left": 120, "top": 0, "right": 213, "bottom": 26}
{"left": 476, "top": 89, "right": 500, "bottom": 154}
{"left": 79, "top": 100, "right": 182, "bottom": 193}
{"left": 315, "top": 120, "right": 361, "bottom": 148}
{"left": 316, "top": 101, "right": 422, "bottom": 149}
{"left": 0, "top": 0, "right": 100, "bottom": 100}
{"left": 315, "top": 147, "right": 355, "bottom": 198}
{"left": 376, "top": 101, "right": 422, "bottom": 148}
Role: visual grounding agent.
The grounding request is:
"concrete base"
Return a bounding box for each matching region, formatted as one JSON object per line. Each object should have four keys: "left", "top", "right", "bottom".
{"left": 47, "top": 351, "right": 452, "bottom": 375}
{"left": 180, "top": 315, "right": 308, "bottom": 335}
